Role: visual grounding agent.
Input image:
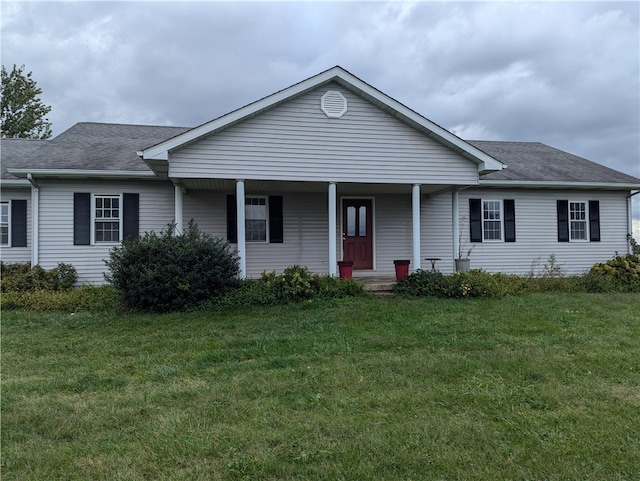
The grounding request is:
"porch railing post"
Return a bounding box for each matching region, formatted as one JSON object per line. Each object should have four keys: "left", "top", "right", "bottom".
{"left": 412, "top": 184, "right": 421, "bottom": 271}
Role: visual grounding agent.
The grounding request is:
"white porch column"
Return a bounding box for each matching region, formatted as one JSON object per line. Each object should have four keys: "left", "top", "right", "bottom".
{"left": 412, "top": 184, "right": 421, "bottom": 271}
{"left": 236, "top": 180, "right": 246, "bottom": 279}
{"left": 328, "top": 182, "right": 337, "bottom": 276}
{"left": 174, "top": 183, "right": 183, "bottom": 234}
{"left": 452, "top": 190, "right": 460, "bottom": 266}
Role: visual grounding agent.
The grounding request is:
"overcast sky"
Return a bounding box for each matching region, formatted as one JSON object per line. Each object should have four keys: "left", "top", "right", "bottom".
{"left": 2, "top": 1, "right": 639, "bottom": 235}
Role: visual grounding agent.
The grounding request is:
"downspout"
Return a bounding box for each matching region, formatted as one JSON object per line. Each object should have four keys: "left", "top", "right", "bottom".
{"left": 628, "top": 190, "right": 640, "bottom": 254}
{"left": 27, "top": 174, "right": 39, "bottom": 265}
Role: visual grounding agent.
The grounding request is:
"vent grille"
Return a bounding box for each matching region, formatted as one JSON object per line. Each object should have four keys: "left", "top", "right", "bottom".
{"left": 321, "top": 90, "right": 347, "bottom": 118}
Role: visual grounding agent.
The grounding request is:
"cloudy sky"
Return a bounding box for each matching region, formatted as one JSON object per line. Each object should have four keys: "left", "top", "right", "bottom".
{"left": 2, "top": 0, "right": 639, "bottom": 235}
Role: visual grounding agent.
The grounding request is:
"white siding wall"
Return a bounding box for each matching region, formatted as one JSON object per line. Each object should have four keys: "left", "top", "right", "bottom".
{"left": 0, "top": 187, "right": 32, "bottom": 264}
{"left": 184, "top": 190, "right": 329, "bottom": 277}
{"left": 370, "top": 194, "right": 412, "bottom": 276}
{"left": 422, "top": 192, "right": 455, "bottom": 273}
{"left": 457, "top": 189, "right": 630, "bottom": 275}
{"left": 170, "top": 83, "right": 478, "bottom": 185}
{"left": 37, "top": 179, "right": 175, "bottom": 284}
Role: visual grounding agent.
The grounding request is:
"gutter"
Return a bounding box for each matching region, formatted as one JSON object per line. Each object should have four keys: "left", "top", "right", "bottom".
{"left": 27, "top": 174, "right": 40, "bottom": 265}
{"left": 479, "top": 180, "right": 640, "bottom": 190}
{"left": 7, "top": 169, "right": 158, "bottom": 180}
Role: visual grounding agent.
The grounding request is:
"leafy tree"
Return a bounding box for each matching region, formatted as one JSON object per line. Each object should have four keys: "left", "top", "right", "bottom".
{"left": 1, "top": 64, "right": 52, "bottom": 139}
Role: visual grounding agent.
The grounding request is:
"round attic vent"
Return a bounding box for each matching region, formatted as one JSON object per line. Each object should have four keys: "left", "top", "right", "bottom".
{"left": 321, "top": 90, "right": 347, "bottom": 118}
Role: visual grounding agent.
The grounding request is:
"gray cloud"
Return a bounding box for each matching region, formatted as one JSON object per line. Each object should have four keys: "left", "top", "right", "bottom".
{"left": 2, "top": 1, "right": 638, "bottom": 231}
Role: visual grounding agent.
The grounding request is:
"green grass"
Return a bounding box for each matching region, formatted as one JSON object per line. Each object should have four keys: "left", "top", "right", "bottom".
{"left": 2, "top": 293, "right": 639, "bottom": 480}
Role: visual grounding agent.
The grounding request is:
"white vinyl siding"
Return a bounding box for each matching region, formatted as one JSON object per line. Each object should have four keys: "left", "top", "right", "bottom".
{"left": 170, "top": 83, "right": 479, "bottom": 185}
{"left": 459, "top": 189, "right": 629, "bottom": 275}
{"left": 36, "top": 179, "right": 175, "bottom": 285}
{"left": 0, "top": 188, "right": 31, "bottom": 263}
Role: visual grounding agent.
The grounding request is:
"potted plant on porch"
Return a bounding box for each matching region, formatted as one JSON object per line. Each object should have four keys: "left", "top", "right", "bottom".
{"left": 455, "top": 236, "right": 474, "bottom": 273}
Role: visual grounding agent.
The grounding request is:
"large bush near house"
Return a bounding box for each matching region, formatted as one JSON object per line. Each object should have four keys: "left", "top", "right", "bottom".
{"left": 583, "top": 254, "right": 640, "bottom": 293}
{"left": 105, "top": 222, "right": 240, "bottom": 312}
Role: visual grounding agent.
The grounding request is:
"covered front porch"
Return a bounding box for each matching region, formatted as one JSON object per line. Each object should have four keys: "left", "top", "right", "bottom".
{"left": 171, "top": 178, "right": 468, "bottom": 278}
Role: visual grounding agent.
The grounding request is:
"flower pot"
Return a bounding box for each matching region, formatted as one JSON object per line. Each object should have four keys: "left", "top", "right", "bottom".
{"left": 393, "top": 259, "right": 410, "bottom": 281}
{"left": 455, "top": 258, "right": 470, "bottom": 273}
{"left": 337, "top": 260, "right": 354, "bottom": 279}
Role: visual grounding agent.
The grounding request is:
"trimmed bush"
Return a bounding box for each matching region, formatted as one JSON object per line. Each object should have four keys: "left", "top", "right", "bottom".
{"left": 0, "top": 285, "right": 121, "bottom": 312}
{"left": 1, "top": 262, "right": 77, "bottom": 292}
{"left": 105, "top": 222, "right": 240, "bottom": 312}
{"left": 394, "top": 269, "right": 528, "bottom": 299}
{"left": 583, "top": 254, "right": 640, "bottom": 293}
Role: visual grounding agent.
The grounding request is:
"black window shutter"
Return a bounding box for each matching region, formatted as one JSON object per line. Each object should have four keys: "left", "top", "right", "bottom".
{"left": 269, "top": 195, "right": 283, "bottom": 243}
{"left": 123, "top": 193, "right": 140, "bottom": 241}
{"left": 227, "top": 195, "right": 237, "bottom": 243}
{"left": 589, "top": 200, "right": 600, "bottom": 242}
{"left": 74, "top": 193, "right": 91, "bottom": 245}
{"left": 504, "top": 199, "right": 516, "bottom": 243}
{"left": 469, "top": 198, "right": 482, "bottom": 243}
{"left": 11, "top": 199, "right": 27, "bottom": 247}
{"left": 557, "top": 200, "right": 569, "bottom": 242}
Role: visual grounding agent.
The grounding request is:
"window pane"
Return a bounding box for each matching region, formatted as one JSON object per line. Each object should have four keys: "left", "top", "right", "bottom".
{"left": 95, "top": 221, "right": 119, "bottom": 242}
{"left": 347, "top": 206, "right": 356, "bottom": 236}
{"left": 358, "top": 206, "right": 366, "bottom": 236}
{"left": 1, "top": 204, "right": 8, "bottom": 224}
{"left": 95, "top": 196, "right": 121, "bottom": 242}
{"left": 482, "top": 201, "right": 502, "bottom": 240}
{"left": 569, "top": 202, "right": 587, "bottom": 240}
{"left": 1, "top": 226, "right": 8, "bottom": 245}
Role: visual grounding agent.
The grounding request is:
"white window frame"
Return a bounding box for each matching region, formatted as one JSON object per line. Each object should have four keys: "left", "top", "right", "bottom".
{"left": 92, "top": 194, "right": 123, "bottom": 244}
{"left": 245, "top": 196, "right": 269, "bottom": 243}
{"left": 569, "top": 201, "right": 589, "bottom": 242}
{"left": 482, "top": 199, "right": 503, "bottom": 242}
{"left": 1, "top": 201, "right": 10, "bottom": 247}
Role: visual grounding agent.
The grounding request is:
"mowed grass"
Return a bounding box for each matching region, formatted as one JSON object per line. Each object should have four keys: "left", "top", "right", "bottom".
{"left": 2, "top": 293, "right": 639, "bottom": 480}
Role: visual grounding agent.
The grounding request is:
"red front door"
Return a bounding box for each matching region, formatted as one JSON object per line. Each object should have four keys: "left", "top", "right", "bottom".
{"left": 343, "top": 199, "right": 373, "bottom": 270}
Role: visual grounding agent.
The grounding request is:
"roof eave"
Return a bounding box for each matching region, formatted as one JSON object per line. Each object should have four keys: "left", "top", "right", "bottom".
{"left": 0, "top": 178, "right": 31, "bottom": 186}
{"left": 479, "top": 180, "right": 640, "bottom": 190}
{"left": 8, "top": 169, "right": 159, "bottom": 180}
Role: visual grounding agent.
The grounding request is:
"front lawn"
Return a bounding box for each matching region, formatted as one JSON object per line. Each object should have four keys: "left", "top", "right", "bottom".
{"left": 2, "top": 293, "right": 639, "bottom": 480}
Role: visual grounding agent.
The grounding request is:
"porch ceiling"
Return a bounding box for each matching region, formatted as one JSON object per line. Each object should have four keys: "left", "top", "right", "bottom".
{"left": 178, "top": 178, "right": 459, "bottom": 195}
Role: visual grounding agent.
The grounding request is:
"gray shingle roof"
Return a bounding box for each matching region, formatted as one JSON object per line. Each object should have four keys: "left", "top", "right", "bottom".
{"left": 1, "top": 122, "right": 190, "bottom": 178}
{"left": 470, "top": 140, "right": 640, "bottom": 185}
{"left": 2, "top": 123, "right": 638, "bottom": 187}
{"left": 1, "top": 138, "right": 49, "bottom": 180}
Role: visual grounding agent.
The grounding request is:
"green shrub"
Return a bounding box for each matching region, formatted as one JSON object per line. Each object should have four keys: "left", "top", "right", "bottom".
{"left": 0, "top": 285, "right": 121, "bottom": 312}
{"left": 394, "top": 269, "right": 528, "bottom": 299}
{"left": 312, "top": 275, "right": 366, "bottom": 299}
{"left": 1, "top": 262, "right": 77, "bottom": 292}
{"left": 261, "top": 265, "right": 367, "bottom": 303}
{"left": 105, "top": 221, "right": 239, "bottom": 312}
{"left": 204, "top": 279, "right": 279, "bottom": 309}
{"left": 583, "top": 254, "right": 640, "bottom": 293}
{"left": 262, "top": 265, "right": 316, "bottom": 302}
